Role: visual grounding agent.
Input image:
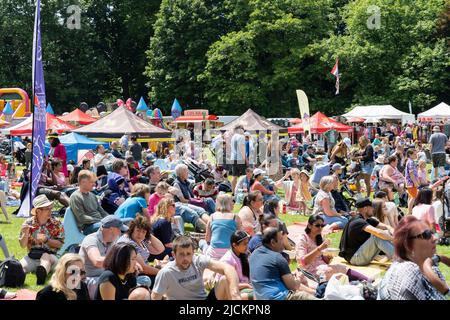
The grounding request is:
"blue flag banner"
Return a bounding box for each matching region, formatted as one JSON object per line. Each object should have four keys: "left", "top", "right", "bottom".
{"left": 171, "top": 98, "right": 182, "bottom": 119}
{"left": 31, "top": 0, "right": 47, "bottom": 204}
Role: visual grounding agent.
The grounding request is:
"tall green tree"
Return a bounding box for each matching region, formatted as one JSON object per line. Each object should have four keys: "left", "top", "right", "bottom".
{"left": 145, "top": 0, "right": 250, "bottom": 112}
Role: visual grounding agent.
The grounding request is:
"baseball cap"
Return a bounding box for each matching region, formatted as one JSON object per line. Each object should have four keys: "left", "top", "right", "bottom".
{"left": 332, "top": 163, "right": 343, "bottom": 172}
{"left": 343, "top": 137, "right": 351, "bottom": 149}
{"left": 355, "top": 197, "right": 372, "bottom": 209}
{"left": 244, "top": 131, "right": 251, "bottom": 137}
{"left": 100, "top": 215, "right": 128, "bottom": 232}
{"left": 253, "top": 168, "right": 266, "bottom": 177}
{"left": 146, "top": 154, "right": 156, "bottom": 162}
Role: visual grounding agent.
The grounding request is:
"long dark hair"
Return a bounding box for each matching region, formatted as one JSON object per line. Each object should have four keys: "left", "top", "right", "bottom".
{"left": 414, "top": 187, "right": 433, "bottom": 206}
{"left": 304, "top": 214, "right": 324, "bottom": 246}
{"left": 263, "top": 199, "right": 279, "bottom": 216}
{"left": 230, "top": 231, "right": 250, "bottom": 278}
{"left": 242, "top": 190, "right": 261, "bottom": 208}
{"left": 50, "top": 138, "right": 60, "bottom": 148}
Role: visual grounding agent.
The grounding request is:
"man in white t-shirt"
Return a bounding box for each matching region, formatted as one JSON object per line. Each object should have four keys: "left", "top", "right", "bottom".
{"left": 93, "top": 145, "right": 115, "bottom": 171}
{"left": 229, "top": 125, "right": 247, "bottom": 193}
{"left": 151, "top": 236, "right": 240, "bottom": 300}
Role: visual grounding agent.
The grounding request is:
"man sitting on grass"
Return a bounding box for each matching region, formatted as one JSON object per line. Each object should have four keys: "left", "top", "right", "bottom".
{"left": 249, "top": 226, "right": 317, "bottom": 300}
{"left": 151, "top": 235, "right": 241, "bottom": 300}
{"left": 79, "top": 215, "right": 128, "bottom": 299}
{"left": 339, "top": 197, "right": 395, "bottom": 266}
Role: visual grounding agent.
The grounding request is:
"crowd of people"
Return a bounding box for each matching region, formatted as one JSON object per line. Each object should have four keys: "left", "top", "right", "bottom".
{"left": 0, "top": 121, "right": 450, "bottom": 301}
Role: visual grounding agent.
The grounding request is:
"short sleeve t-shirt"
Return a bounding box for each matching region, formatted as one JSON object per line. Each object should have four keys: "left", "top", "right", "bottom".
{"left": 339, "top": 215, "right": 379, "bottom": 262}
{"left": 152, "top": 255, "right": 210, "bottom": 300}
{"left": 152, "top": 218, "right": 174, "bottom": 245}
{"left": 248, "top": 233, "right": 263, "bottom": 253}
{"left": 429, "top": 133, "right": 448, "bottom": 154}
{"left": 114, "top": 197, "right": 148, "bottom": 219}
{"left": 249, "top": 246, "right": 291, "bottom": 300}
{"left": 412, "top": 204, "right": 435, "bottom": 227}
{"left": 94, "top": 270, "right": 137, "bottom": 300}
{"left": 230, "top": 134, "right": 246, "bottom": 161}
{"left": 80, "top": 230, "right": 112, "bottom": 278}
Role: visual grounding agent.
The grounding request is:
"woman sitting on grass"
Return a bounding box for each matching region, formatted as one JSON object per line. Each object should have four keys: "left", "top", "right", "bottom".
{"left": 95, "top": 242, "right": 151, "bottom": 300}
{"left": 200, "top": 194, "right": 243, "bottom": 260}
{"left": 117, "top": 215, "right": 166, "bottom": 286}
{"left": 36, "top": 253, "right": 89, "bottom": 300}
{"left": 149, "top": 198, "right": 177, "bottom": 261}
{"left": 218, "top": 231, "right": 253, "bottom": 300}
{"left": 115, "top": 183, "right": 150, "bottom": 223}
{"left": 296, "top": 215, "right": 369, "bottom": 283}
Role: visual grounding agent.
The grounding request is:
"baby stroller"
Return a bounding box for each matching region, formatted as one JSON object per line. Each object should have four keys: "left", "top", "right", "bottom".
{"left": 439, "top": 180, "right": 450, "bottom": 245}
{"left": 183, "top": 158, "right": 213, "bottom": 183}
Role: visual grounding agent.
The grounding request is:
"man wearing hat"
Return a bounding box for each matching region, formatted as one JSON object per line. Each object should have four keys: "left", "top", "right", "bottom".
{"left": 338, "top": 197, "right": 394, "bottom": 266}
{"left": 141, "top": 153, "right": 156, "bottom": 172}
{"left": 429, "top": 125, "right": 448, "bottom": 179}
{"left": 19, "top": 195, "right": 64, "bottom": 285}
{"left": 79, "top": 215, "right": 128, "bottom": 299}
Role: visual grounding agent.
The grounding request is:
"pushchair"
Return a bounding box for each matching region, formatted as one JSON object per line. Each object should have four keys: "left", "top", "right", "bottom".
{"left": 183, "top": 158, "right": 213, "bottom": 183}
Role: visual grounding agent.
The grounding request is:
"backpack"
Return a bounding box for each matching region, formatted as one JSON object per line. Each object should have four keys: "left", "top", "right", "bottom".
{"left": 0, "top": 257, "right": 26, "bottom": 288}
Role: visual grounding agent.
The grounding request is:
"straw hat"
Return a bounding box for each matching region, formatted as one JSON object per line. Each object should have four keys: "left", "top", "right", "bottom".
{"left": 433, "top": 126, "right": 441, "bottom": 132}
{"left": 31, "top": 195, "right": 54, "bottom": 216}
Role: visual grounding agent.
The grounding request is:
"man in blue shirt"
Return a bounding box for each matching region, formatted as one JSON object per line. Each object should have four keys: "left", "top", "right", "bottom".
{"left": 249, "top": 226, "right": 317, "bottom": 300}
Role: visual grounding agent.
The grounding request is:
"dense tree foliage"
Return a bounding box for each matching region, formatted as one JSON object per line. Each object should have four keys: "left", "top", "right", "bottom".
{"left": 0, "top": 0, "right": 448, "bottom": 116}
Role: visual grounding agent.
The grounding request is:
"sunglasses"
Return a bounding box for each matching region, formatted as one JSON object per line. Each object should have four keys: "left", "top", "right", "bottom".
{"left": 408, "top": 229, "right": 433, "bottom": 240}
{"left": 313, "top": 224, "right": 325, "bottom": 228}
{"left": 68, "top": 269, "right": 86, "bottom": 276}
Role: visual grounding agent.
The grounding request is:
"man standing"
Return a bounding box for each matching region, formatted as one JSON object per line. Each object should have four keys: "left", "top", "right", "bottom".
{"left": 250, "top": 226, "right": 316, "bottom": 300}
{"left": 230, "top": 125, "right": 247, "bottom": 194}
{"left": 244, "top": 131, "right": 255, "bottom": 166}
{"left": 429, "top": 126, "right": 448, "bottom": 179}
{"left": 151, "top": 236, "right": 241, "bottom": 300}
{"left": 130, "top": 136, "right": 143, "bottom": 163}
{"left": 339, "top": 198, "right": 394, "bottom": 266}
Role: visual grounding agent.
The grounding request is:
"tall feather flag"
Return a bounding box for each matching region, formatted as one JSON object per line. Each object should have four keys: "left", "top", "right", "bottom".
{"left": 30, "top": 0, "right": 47, "bottom": 207}
{"left": 171, "top": 98, "right": 182, "bottom": 119}
{"left": 296, "top": 90, "right": 311, "bottom": 138}
{"left": 331, "top": 58, "right": 340, "bottom": 95}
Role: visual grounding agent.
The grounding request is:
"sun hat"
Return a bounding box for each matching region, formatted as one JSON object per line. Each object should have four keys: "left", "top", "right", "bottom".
{"left": 299, "top": 170, "right": 310, "bottom": 178}
{"left": 433, "top": 126, "right": 441, "bottom": 132}
{"left": 31, "top": 195, "right": 54, "bottom": 216}
{"left": 253, "top": 168, "right": 266, "bottom": 177}
{"left": 100, "top": 215, "right": 128, "bottom": 232}
{"left": 332, "top": 163, "right": 343, "bottom": 172}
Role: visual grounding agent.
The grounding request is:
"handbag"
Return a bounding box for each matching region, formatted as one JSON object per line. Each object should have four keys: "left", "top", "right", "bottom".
{"left": 28, "top": 247, "right": 48, "bottom": 260}
{"left": 189, "top": 198, "right": 207, "bottom": 209}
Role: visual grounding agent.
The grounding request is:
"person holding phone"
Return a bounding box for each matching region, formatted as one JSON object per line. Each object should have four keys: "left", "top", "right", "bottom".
{"left": 18, "top": 195, "right": 65, "bottom": 285}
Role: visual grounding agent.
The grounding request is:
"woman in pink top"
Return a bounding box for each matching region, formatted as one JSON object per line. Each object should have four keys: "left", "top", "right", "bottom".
{"left": 412, "top": 187, "right": 436, "bottom": 231}
{"left": 48, "top": 134, "right": 68, "bottom": 177}
{"left": 148, "top": 182, "right": 170, "bottom": 217}
{"left": 296, "top": 215, "right": 369, "bottom": 282}
{"left": 217, "top": 230, "right": 253, "bottom": 300}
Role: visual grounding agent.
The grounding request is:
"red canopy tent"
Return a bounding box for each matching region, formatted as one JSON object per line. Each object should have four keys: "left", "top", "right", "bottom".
{"left": 58, "top": 108, "right": 97, "bottom": 125}
{"left": 10, "top": 113, "right": 76, "bottom": 136}
{"left": 288, "top": 112, "right": 353, "bottom": 134}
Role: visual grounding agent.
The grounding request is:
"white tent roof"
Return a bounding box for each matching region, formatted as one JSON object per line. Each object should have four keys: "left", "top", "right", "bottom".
{"left": 418, "top": 102, "right": 450, "bottom": 118}
{"left": 1, "top": 117, "right": 32, "bottom": 135}
{"left": 342, "top": 105, "right": 415, "bottom": 125}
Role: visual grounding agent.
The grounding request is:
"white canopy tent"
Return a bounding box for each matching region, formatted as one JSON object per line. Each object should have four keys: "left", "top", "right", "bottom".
{"left": 342, "top": 105, "right": 415, "bottom": 125}
{"left": 417, "top": 102, "right": 450, "bottom": 121}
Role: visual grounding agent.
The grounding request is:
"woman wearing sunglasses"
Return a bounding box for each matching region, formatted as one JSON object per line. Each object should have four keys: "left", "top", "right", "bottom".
{"left": 36, "top": 254, "right": 89, "bottom": 300}
{"left": 296, "top": 215, "right": 369, "bottom": 283}
{"left": 378, "top": 215, "right": 449, "bottom": 300}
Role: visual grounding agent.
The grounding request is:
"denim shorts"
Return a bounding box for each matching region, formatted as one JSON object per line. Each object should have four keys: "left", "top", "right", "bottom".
{"left": 361, "top": 161, "right": 375, "bottom": 175}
